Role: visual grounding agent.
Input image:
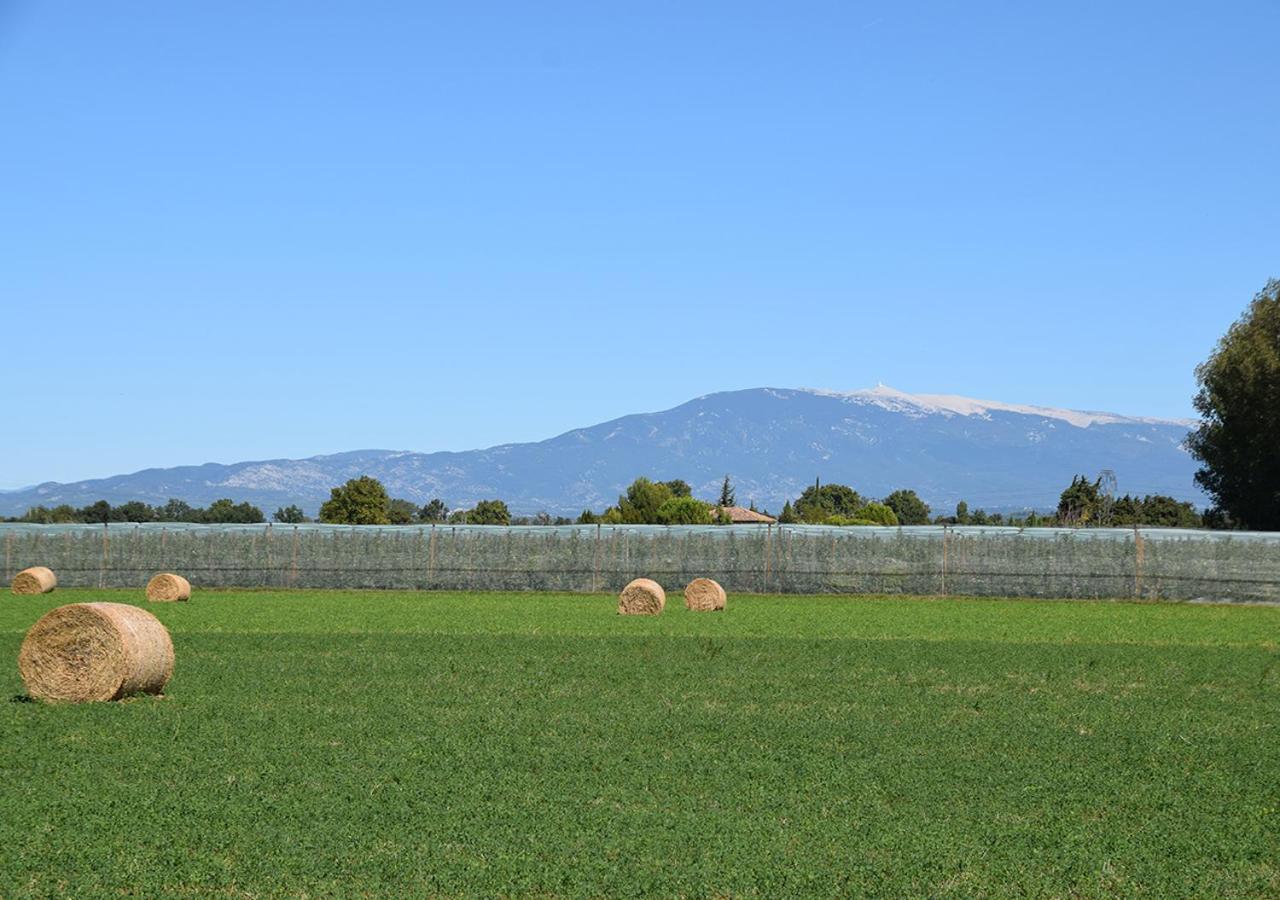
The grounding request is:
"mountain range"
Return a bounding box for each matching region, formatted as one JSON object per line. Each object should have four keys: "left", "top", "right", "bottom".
{"left": 0, "top": 386, "right": 1203, "bottom": 517}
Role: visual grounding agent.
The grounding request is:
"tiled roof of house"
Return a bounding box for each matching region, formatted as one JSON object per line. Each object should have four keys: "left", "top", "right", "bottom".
{"left": 715, "top": 505, "right": 778, "bottom": 524}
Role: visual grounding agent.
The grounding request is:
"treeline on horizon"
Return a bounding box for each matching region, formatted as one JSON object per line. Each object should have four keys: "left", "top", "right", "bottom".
{"left": 5, "top": 473, "right": 1206, "bottom": 530}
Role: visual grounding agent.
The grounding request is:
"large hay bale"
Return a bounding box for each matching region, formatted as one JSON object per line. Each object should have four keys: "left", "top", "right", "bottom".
{"left": 18, "top": 602, "right": 174, "bottom": 703}
{"left": 684, "top": 577, "right": 726, "bottom": 611}
{"left": 618, "top": 578, "right": 666, "bottom": 615}
{"left": 11, "top": 566, "right": 56, "bottom": 595}
{"left": 146, "top": 573, "right": 191, "bottom": 602}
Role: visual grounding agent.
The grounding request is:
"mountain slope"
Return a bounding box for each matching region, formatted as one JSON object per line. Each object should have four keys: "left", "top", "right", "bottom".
{"left": 0, "top": 386, "right": 1201, "bottom": 516}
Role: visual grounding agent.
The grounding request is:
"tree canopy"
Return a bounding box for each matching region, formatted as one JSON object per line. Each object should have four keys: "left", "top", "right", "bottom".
{"left": 882, "top": 489, "right": 930, "bottom": 525}
{"left": 1187, "top": 279, "right": 1280, "bottom": 530}
{"left": 319, "top": 476, "right": 392, "bottom": 525}
{"left": 794, "top": 482, "right": 863, "bottom": 523}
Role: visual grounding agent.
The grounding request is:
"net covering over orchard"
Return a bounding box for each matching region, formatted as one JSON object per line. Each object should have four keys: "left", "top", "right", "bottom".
{"left": 2, "top": 523, "right": 1278, "bottom": 602}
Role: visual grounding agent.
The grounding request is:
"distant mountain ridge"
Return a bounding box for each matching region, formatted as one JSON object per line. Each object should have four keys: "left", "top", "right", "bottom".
{"left": 0, "top": 386, "right": 1202, "bottom": 517}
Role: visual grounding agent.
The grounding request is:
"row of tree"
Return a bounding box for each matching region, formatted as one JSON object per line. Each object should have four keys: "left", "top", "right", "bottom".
{"left": 0, "top": 474, "right": 1209, "bottom": 529}
{"left": 7, "top": 498, "right": 266, "bottom": 524}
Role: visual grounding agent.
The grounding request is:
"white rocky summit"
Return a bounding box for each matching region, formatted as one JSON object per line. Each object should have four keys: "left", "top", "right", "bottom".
{"left": 807, "top": 384, "right": 1196, "bottom": 430}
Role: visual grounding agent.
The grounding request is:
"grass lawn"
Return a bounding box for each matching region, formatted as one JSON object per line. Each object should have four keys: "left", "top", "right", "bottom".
{"left": 2, "top": 589, "right": 1278, "bottom": 897}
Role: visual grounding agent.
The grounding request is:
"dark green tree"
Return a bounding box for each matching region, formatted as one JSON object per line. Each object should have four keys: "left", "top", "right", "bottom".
{"left": 48, "top": 504, "right": 80, "bottom": 523}
{"left": 955, "top": 501, "right": 970, "bottom": 525}
{"left": 419, "top": 499, "right": 449, "bottom": 523}
{"left": 1057, "top": 476, "right": 1101, "bottom": 526}
{"left": 156, "top": 498, "right": 197, "bottom": 522}
{"left": 1186, "top": 279, "right": 1280, "bottom": 530}
{"left": 1110, "top": 494, "right": 1142, "bottom": 526}
{"left": 467, "top": 499, "right": 511, "bottom": 525}
{"left": 615, "top": 477, "right": 675, "bottom": 524}
{"left": 719, "top": 475, "right": 736, "bottom": 508}
{"left": 1140, "top": 495, "right": 1201, "bottom": 528}
{"left": 882, "top": 489, "right": 931, "bottom": 525}
{"left": 114, "top": 500, "right": 156, "bottom": 522}
{"left": 79, "top": 500, "right": 123, "bottom": 524}
{"left": 203, "top": 498, "right": 264, "bottom": 523}
{"left": 577, "top": 509, "right": 600, "bottom": 525}
{"left": 794, "top": 483, "right": 863, "bottom": 522}
{"left": 661, "top": 480, "right": 692, "bottom": 498}
{"left": 387, "top": 498, "right": 418, "bottom": 525}
{"left": 777, "top": 500, "right": 797, "bottom": 524}
{"left": 273, "top": 505, "right": 307, "bottom": 524}
{"left": 319, "top": 476, "right": 392, "bottom": 525}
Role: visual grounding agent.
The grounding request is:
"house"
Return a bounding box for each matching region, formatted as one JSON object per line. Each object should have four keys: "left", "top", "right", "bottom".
{"left": 715, "top": 505, "right": 778, "bottom": 524}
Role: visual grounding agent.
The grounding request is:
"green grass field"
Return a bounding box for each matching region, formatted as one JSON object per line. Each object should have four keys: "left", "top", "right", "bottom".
{"left": 2, "top": 590, "right": 1278, "bottom": 897}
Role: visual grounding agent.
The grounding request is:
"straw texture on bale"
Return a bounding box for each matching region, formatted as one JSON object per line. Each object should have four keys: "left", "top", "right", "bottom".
{"left": 146, "top": 573, "right": 191, "bottom": 602}
{"left": 18, "top": 602, "right": 174, "bottom": 703}
{"left": 618, "top": 578, "right": 666, "bottom": 615}
{"left": 684, "top": 577, "right": 726, "bottom": 611}
{"left": 11, "top": 566, "right": 57, "bottom": 595}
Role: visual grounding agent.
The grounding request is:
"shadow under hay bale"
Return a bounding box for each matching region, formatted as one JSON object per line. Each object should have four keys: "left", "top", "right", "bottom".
{"left": 11, "top": 566, "right": 56, "bottom": 595}
{"left": 684, "top": 578, "right": 726, "bottom": 611}
{"left": 146, "top": 573, "right": 191, "bottom": 602}
{"left": 18, "top": 602, "right": 174, "bottom": 703}
{"left": 618, "top": 578, "right": 665, "bottom": 615}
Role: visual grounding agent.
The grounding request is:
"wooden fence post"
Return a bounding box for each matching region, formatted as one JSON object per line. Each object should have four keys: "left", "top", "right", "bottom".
{"left": 428, "top": 525, "right": 437, "bottom": 589}
{"left": 941, "top": 526, "right": 950, "bottom": 596}
{"left": 99, "top": 523, "right": 110, "bottom": 589}
{"left": 593, "top": 524, "right": 601, "bottom": 593}
{"left": 764, "top": 523, "right": 772, "bottom": 593}
{"left": 1134, "top": 526, "right": 1145, "bottom": 599}
{"left": 265, "top": 523, "right": 274, "bottom": 586}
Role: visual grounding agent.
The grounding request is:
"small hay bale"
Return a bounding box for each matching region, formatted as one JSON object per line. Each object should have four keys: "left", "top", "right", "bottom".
{"left": 618, "top": 578, "right": 666, "bottom": 615}
{"left": 684, "top": 577, "right": 726, "bottom": 611}
{"left": 18, "top": 602, "right": 174, "bottom": 703}
{"left": 11, "top": 566, "right": 56, "bottom": 595}
{"left": 146, "top": 573, "right": 191, "bottom": 602}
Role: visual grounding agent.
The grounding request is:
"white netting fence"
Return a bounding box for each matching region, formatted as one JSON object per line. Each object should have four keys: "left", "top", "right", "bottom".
{"left": 2, "top": 523, "right": 1277, "bottom": 602}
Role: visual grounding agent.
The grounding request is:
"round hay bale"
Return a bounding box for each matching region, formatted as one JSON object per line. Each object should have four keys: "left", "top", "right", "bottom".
{"left": 18, "top": 602, "right": 174, "bottom": 703}
{"left": 146, "top": 573, "right": 191, "bottom": 602}
{"left": 11, "top": 566, "right": 56, "bottom": 595}
{"left": 684, "top": 577, "right": 726, "bottom": 611}
{"left": 618, "top": 578, "right": 666, "bottom": 615}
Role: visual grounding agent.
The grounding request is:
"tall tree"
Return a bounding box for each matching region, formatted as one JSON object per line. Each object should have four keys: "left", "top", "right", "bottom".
{"left": 882, "top": 489, "right": 931, "bottom": 525}
{"left": 1187, "top": 279, "right": 1280, "bottom": 530}
{"left": 467, "top": 499, "right": 511, "bottom": 526}
{"left": 794, "top": 483, "right": 863, "bottom": 522}
{"left": 274, "top": 505, "right": 307, "bottom": 524}
{"left": 419, "top": 499, "right": 449, "bottom": 523}
{"left": 719, "top": 475, "right": 736, "bottom": 508}
{"left": 615, "top": 477, "right": 674, "bottom": 524}
{"left": 1057, "top": 476, "right": 1101, "bottom": 526}
{"left": 319, "top": 476, "right": 392, "bottom": 525}
{"left": 660, "top": 480, "right": 692, "bottom": 498}
{"left": 387, "top": 498, "right": 418, "bottom": 525}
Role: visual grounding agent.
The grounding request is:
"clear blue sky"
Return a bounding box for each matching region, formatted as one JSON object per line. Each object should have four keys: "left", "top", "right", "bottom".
{"left": 2, "top": 1, "right": 1276, "bottom": 488}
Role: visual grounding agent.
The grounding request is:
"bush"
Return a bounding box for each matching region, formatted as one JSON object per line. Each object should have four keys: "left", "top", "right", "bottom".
{"left": 856, "top": 502, "right": 899, "bottom": 527}
{"left": 655, "top": 496, "right": 713, "bottom": 525}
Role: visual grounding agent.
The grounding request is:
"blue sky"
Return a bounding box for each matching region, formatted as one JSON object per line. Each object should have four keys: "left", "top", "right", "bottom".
{"left": 2, "top": 1, "right": 1277, "bottom": 488}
